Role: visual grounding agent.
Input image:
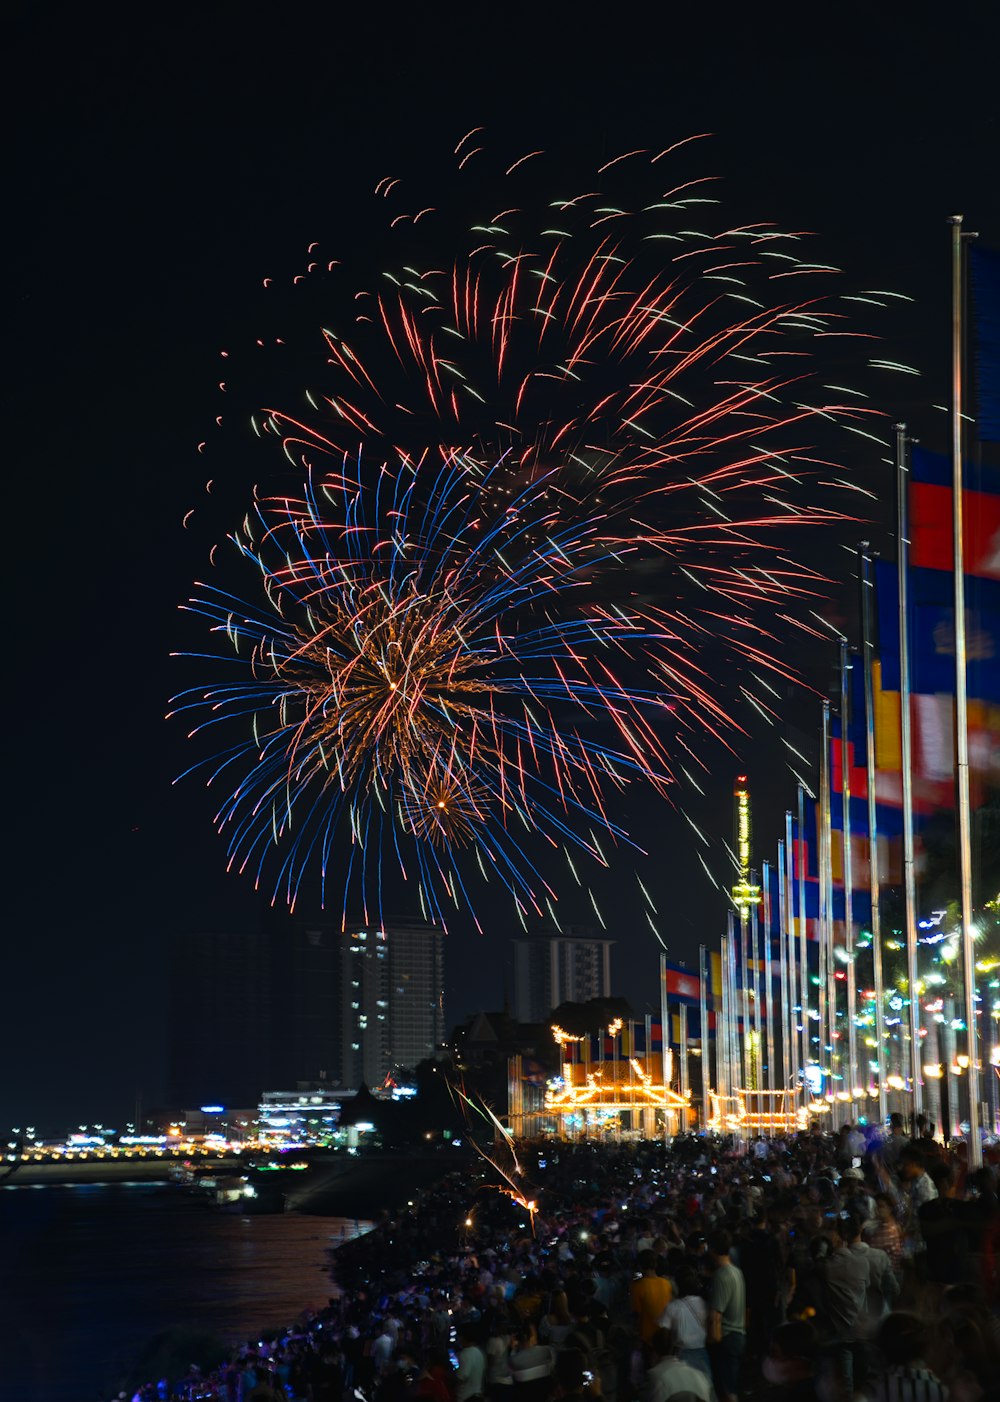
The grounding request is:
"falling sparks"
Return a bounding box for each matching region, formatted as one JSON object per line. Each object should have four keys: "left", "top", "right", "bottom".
{"left": 179, "top": 135, "right": 902, "bottom": 920}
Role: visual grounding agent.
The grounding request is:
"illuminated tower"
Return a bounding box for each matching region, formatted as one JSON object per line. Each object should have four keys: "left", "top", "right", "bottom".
{"left": 732, "top": 777, "right": 762, "bottom": 1091}
{"left": 731, "top": 776, "right": 761, "bottom": 915}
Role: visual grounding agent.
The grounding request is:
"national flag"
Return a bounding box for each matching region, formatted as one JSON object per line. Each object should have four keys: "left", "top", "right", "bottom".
{"left": 663, "top": 961, "right": 701, "bottom": 1003}
{"left": 709, "top": 951, "right": 723, "bottom": 1003}
{"left": 876, "top": 501, "right": 1000, "bottom": 799}
{"left": 908, "top": 448, "right": 1000, "bottom": 585}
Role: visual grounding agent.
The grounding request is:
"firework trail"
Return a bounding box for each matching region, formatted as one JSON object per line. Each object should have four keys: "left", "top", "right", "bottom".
{"left": 179, "top": 135, "right": 913, "bottom": 915}
{"left": 172, "top": 451, "right": 692, "bottom": 926}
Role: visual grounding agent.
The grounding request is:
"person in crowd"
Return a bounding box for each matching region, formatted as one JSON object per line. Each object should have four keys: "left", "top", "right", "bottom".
{"left": 869, "top": 1311, "right": 949, "bottom": 1402}
{"left": 863, "top": 1192, "right": 905, "bottom": 1272}
{"left": 551, "top": 1348, "right": 590, "bottom": 1402}
{"left": 541, "top": 1289, "right": 576, "bottom": 1347}
{"left": 416, "top": 1348, "right": 456, "bottom": 1402}
{"left": 641, "top": 1326, "right": 713, "bottom": 1402}
{"left": 245, "top": 1366, "right": 285, "bottom": 1402}
{"left": 880, "top": 1114, "right": 909, "bottom": 1173}
{"left": 371, "top": 1317, "right": 396, "bottom": 1377}
{"left": 756, "top": 1321, "right": 819, "bottom": 1402}
{"left": 919, "top": 1159, "right": 974, "bottom": 1288}
{"left": 841, "top": 1166, "right": 876, "bottom": 1223}
{"left": 509, "top": 1319, "right": 554, "bottom": 1402}
{"left": 660, "top": 1268, "right": 711, "bottom": 1378}
{"left": 898, "top": 1145, "right": 940, "bottom": 1211}
{"left": 485, "top": 1310, "right": 514, "bottom": 1400}
{"left": 843, "top": 1211, "right": 899, "bottom": 1323}
{"left": 737, "top": 1208, "right": 788, "bottom": 1364}
{"left": 455, "top": 1323, "right": 487, "bottom": 1402}
{"left": 818, "top": 1214, "right": 871, "bottom": 1395}
{"left": 707, "top": 1230, "right": 746, "bottom": 1402}
{"left": 632, "top": 1250, "right": 673, "bottom": 1345}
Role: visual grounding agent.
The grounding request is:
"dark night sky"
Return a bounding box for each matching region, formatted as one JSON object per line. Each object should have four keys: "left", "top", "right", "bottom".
{"left": 6, "top": 4, "right": 997, "bottom": 1133}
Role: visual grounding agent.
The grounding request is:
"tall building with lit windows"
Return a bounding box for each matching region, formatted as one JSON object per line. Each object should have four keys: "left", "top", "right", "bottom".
{"left": 512, "top": 926, "right": 614, "bottom": 1023}
{"left": 340, "top": 921, "right": 445, "bottom": 1086}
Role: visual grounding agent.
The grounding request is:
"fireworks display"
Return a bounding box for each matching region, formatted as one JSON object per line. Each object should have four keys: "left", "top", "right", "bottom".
{"left": 172, "top": 454, "right": 681, "bottom": 926}
{"left": 176, "top": 134, "right": 911, "bottom": 926}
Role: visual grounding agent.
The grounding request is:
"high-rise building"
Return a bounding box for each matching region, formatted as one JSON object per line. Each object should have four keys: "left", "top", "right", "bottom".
{"left": 340, "top": 920, "right": 445, "bottom": 1086}
{"left": 512, "top": 926, "right": 613, "bottom": 1023}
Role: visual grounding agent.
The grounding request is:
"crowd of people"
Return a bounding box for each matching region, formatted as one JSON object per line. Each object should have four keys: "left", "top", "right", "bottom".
{"left": 116, "top": 1116, "right": 999, "bottom": 1402}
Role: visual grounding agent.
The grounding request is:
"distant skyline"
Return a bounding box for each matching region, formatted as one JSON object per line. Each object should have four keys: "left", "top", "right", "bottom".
{"left": 6, "top": 6, "right": 996, "bottom": 1131}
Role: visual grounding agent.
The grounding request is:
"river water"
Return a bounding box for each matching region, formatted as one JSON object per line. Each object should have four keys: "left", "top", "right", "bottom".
{"left": 0, "top": 1180, "right": 367, "bottom": 1401}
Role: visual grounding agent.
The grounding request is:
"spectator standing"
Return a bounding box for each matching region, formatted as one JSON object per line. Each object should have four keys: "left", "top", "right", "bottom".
{"left": 707, "top": 1230, "right": 746, "bottom": 1402}
{"left": 641, "top": 1327, "right": 713, "bottom": 1402}
{"left": 508, "top": 1321, "right": 554, "bottom": 1402}
{"left": 880, "top": 1114, "right": 909, "bottom": 1174}
{"left": 661, "top": 1269, "right": 711, "bottom": 1378}
{"left": 631, "top": 1251, "right": 673, "bottom": 1345}
{"left": 869, "top": 1312, "right": 949, "bottom": 1402}
{"left": 756, "top": 1321, "right": 819, "bottom": 1402}
{"left": 820, "top": 1218, "right": 871, "bottom": 1395}
{"left": 845, "top": 1214, "right": 899, "bottom": 1322}
{"left": 864, "top": 1193, "right": 905, "bottom": 1272}
{"left": 455, "top": 1325, "right": 487, "bottom": 1402}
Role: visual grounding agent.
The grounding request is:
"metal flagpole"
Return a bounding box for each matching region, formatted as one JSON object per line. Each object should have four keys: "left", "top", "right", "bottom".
{"left": 751, "top": 872, "right": 762, "bottom": 1094}
{"left": 741, "top": 905, "right": 752, "bottom": 1098}
{"left": 763, "top": 862, "right": 776, "bottom": 1131}
{"left": 861, "top": 548, "right": 888, "bottom": 1126}
{"left": 950, "top": 215, "right": 982, "bottom": 1167}
{"left": 840, "top": 640, "right": 860, "bottom": 1105}
{"left": 896, "top": 423, "right": 923, "bottom": 1119}
{"left": 785, "top": 811, "right": 801, "bottom": 1106}
{"left": 820, "top": 701, "right": 834, "bottom": 1109}
{"left": 728, "top": 921, "right": 741, "bottom": 1129}
{"left": 777, "top": 839, "right": 791, "bottom": 1098}
{"left": 823, "top": 703, "right": 840, "bottom": 1122}
{"left": 699, "top": 944, "right": 711, "bottom": 1131}
{"left": 660, "top": 952, "right": 671, "bottom": 1143}
{"left": 726, "top": 912, "right": 738, "bottom": 1101}
{"left": 723, "top": 925, "right": 729, "bottom": 1110}
{"left": 680, "top": 1005, "right": 689, "bottom": 1105}
{"left": 797, "top": 784, "right": 811, "bottom": 1082}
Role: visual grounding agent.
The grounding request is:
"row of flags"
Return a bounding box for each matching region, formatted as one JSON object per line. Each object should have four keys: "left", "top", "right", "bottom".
{"left": 554, "top": 246, "right": 1000, "bottom": 1072}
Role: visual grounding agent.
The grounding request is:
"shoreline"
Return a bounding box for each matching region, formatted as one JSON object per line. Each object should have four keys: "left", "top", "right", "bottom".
{"left": 2, "top": 1146, "right": 475, "bottom": 1213}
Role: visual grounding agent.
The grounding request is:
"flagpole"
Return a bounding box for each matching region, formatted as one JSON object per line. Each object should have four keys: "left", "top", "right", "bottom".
{"left": 819, "top": 706, "right": 835, "bottom": 1121}
{"left": 741, "top": 904, "right": 752, "bottom": 1099}
{"left": 861, "top": 547, "right": 888, "bottom": 1126}
{"left": 763, "top": 861, "right": 776, "bottom": 1132}
{"left": 723, "top": 908, "right": 734, "bottom": 1104}
{"left": 679, "top": 1004, "right": 689, "bottom": 1106}
{"left": 895, "top": 422, "right": 924, "bottom": 1120}
{"left": 820, "top": 700, "right": 834, "bottom": 1112}
{"left": 699, "top": 944, "right": 710, "bottom": 1132}
{"left": 777, "top": 838, "right": 791, "bottom": 1100}
{"left": 784, "top": 813, "right": 801, "bottom": 1108}
{"left": 950, "top": 215, "right": 982, "bottom": 1167}
{"left": 660, "top": 951, "right": 671, "bottom": 1143}
{"left": 840, "top": 639, "right": 860, "bottom": 1106}
{"left": 727, "top": 919, "right": 741, "bottom": 1133}
{"left": 751, "top": 870, "right": 762, "bottom": 1094}
{"left": 797, "top": 784, "right": 811, "bottom": 1084}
